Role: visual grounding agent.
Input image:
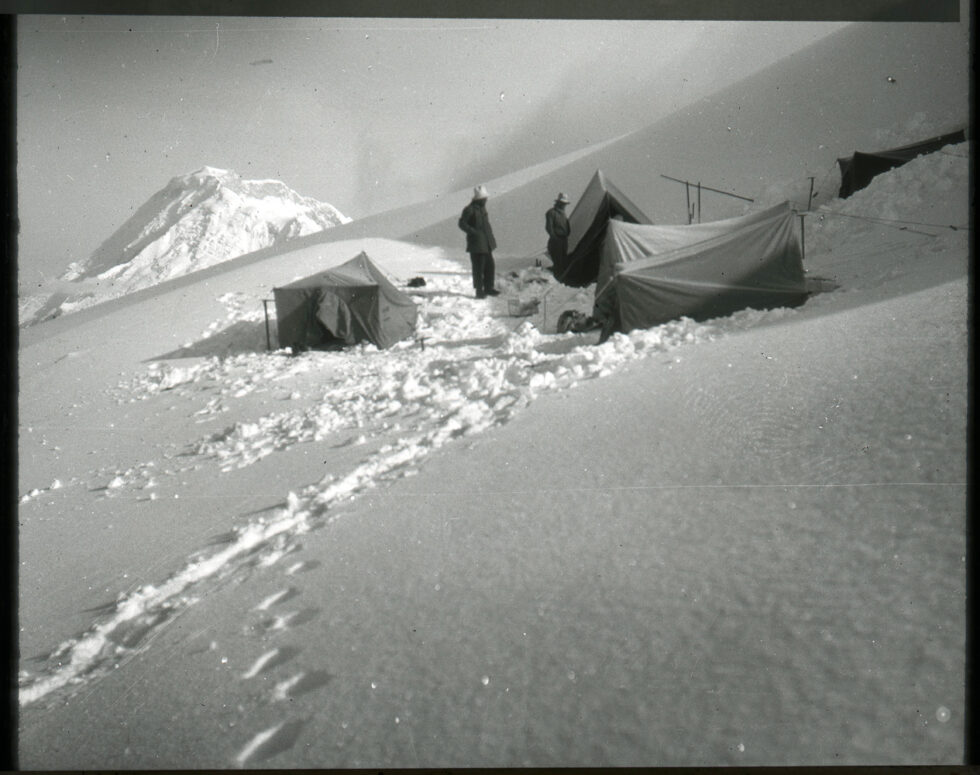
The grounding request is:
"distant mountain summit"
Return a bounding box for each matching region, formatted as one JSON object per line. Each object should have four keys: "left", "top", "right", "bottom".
{"left": 61, "top": 166, "right": 351, "bottom": 290}
{"left": 19, "top": 167, "right": 351, "bottom": 327}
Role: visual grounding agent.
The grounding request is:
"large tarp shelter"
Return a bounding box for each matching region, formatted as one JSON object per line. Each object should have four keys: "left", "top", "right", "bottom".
{"left": 553, "top": 170, "right": 652, "bottom": 287}
{"left": 837, "top": 128, "right": 966, "bottom": 199}
{"left": 273, "top": 251, "right": 417, "bottom": 350}
{"left": 597, "top": 201, "right": 807, "bottom": 333}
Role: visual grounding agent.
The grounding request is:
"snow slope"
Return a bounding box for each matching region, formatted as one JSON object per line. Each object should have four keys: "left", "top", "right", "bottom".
{"left": 16, "top": 18, "right": 969, "bottom": 769}
{"left": 17, "top": 141, "right": 970, "bottom": 767}
{"left": 406, "top": 18, "right": 969, "bottom": 256}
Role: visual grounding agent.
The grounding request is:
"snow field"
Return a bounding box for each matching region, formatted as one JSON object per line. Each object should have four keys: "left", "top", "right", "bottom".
{"left": 17, "top": 255, "right": 801, "bottom": 708}
{"left": 16, "top": 137, "right": 970, "bottom": 768}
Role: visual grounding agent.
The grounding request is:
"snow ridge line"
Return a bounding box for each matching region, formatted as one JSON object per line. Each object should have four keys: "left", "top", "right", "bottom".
{"left": 19, "top": 291, "right": 795, "bottom": 707}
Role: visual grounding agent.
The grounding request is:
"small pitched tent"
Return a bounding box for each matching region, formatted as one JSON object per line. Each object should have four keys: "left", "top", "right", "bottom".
{"left": 837, "top": 128, "right": 966, "bottom": 199}
{"left": 273, "top": 251, "right": 417, "bottom": 351}
{"left": 553, "top": 170, "right": 652, "bottom": 287}
{"left": 596, "top": 201, "right": 807, "bottom": 333}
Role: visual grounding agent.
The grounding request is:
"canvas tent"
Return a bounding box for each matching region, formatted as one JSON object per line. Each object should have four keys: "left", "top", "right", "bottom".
{"left": 552, "top": 170, "right": 652, "bottom": 287}
{"left": 837, "top": 128, "right": 966, "bottom": 199}
{"left": 596, "top": 201, "right": 807, "bottom": 334}
{"left": 273, "top": 251, "right": 417, "bottom": 351}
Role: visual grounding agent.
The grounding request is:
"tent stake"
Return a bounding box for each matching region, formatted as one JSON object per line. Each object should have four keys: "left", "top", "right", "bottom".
{"left": 807, "top": 177, "right": 815, "bottom": 210}
{"left": 262, "top": 299, "right": 272, "bottom": 351}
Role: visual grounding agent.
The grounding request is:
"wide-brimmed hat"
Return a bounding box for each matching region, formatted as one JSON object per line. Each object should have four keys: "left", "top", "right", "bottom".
{"left": 555, "top": 192, "right": 570, "bottom": 204}
{"left": 472, "top": 184, "right": 489, "bottom": 201}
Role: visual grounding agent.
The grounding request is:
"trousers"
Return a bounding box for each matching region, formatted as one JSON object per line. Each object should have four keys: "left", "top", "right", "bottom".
{"left": 547, "top": 236, "right": 568, "bottom": 274}
{"left": 469, "top": 252, "right": 495, "bottom": 294}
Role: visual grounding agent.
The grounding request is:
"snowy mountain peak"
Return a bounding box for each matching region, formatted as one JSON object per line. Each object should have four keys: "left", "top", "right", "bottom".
{"left": 188, "top": 165, "right": 234, "bottom": 179}
{"left": 59, "top": 168, "right": 352, "bottom": 294}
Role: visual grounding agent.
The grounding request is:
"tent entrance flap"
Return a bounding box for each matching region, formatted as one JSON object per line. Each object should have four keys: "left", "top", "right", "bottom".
{"left": 272, "top": 251, "right": 418, "bottom": 351}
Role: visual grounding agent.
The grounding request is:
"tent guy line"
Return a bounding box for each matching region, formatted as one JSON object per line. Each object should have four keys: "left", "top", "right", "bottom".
{"left": 383, "top": 481, "right": 967, "bottom": 496}
{"left": 813, "top": 208, "right": 969, "bottom": 232}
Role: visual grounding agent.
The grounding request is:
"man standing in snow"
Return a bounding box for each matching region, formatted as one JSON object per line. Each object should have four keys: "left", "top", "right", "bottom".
{"left": 458, "top": 185, "right": 499, "bottom": 299}
{"left": 545, "top": 192, "right": 571, "bottom": 279}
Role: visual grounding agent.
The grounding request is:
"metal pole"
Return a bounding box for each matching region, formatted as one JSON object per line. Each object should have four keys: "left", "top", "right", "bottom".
{"left": 798, "top": 214, "right": 807, "bottom": 261}
{"left": 807, "top": 177, "right": 815, "bottom": 211}
{"left": 262, "top": 299, "right": 272, "bottom": 351}
{"left": 660, "top": 174, "right": 754, "bottom": 203}
{"left": 685, "top": 181, "right": 691, "bottom": 224}
{"left": 697, "top": 182, "right": 702, "bottom": 223}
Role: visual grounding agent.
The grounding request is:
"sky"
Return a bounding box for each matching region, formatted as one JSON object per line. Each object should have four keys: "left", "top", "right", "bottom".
{"left": 15, "top": 16, "right": 850, "bottom": 291}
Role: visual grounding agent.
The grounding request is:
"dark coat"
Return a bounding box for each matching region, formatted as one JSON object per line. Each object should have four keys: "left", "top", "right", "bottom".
{"left": 546, "top": 205, "right": 570, "bottom": 266}
{"left": 458, "top": 200, "right": 497, "bottom": 254}
{"left": 545, "top": 205, "right": 570, "bottom": 239}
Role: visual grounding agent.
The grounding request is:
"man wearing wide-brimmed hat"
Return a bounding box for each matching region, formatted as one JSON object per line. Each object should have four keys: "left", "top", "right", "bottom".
{"left": 457, "top": 184, "right": 499, "bottom": 299}
{"left": 545, "top": 192, "right": 571, "bottom": 279}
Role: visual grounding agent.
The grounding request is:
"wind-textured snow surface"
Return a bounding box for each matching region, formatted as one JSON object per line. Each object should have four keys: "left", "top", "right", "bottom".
{"left": 20, "top": 260, "right": 793, "bottom": 705}
{"left": 17, "top": 141, "right": 969, "bottom": 768}
{"left": 20, "top": 167, "right": 349, "bottom": 326}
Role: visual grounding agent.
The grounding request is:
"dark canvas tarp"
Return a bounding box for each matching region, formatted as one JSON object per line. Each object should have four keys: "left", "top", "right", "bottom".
{"left": 553, "top": 169, "right": 652, "bottom": 287}
{"left": 597, "top": 201, "right": 807, "bottom": 333}
{"left": 837, "top": 128, "right": 966, "bottom": 198}
{"left": 273, "top": 251, "right": 417, "bottom": 350}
